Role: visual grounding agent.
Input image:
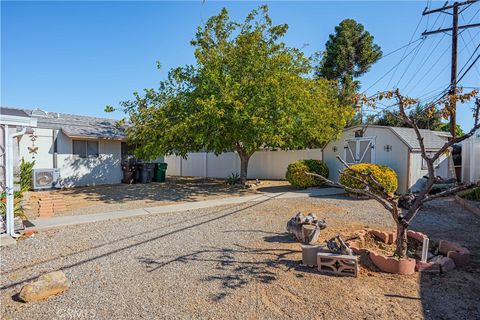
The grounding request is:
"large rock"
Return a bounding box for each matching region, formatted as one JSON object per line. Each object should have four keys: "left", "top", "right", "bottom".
{"left": 18, "top": 271, "right": 70, "bottom": 302}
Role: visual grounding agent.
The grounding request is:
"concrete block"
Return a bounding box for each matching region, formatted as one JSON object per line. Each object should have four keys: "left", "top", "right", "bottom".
{"left": 317, "top": 252, "right": 358, "bottom": 277}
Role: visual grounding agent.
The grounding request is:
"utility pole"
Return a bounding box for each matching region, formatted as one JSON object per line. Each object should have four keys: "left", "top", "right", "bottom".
{"left": 422, "top": 0, "right": 480, "bottom": 139}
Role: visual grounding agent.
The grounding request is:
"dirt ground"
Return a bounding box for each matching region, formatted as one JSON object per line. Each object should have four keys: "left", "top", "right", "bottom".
{"left": 2, "top": 195, "right": 479, "bottom": 319}
{"left": 24, "top": 177, "right": 292, "bottom": 218}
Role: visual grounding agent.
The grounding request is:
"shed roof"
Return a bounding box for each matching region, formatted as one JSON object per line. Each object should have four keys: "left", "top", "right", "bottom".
{"left": 348, "top": 125, "right": 451, "bottom": 151}
{"left": 2, "top": 107, "right": 126, "bottom": 140}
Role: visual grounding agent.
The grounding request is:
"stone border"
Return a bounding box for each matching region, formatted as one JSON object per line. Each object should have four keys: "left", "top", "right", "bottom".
{"left": 454, "top": 195, "right": 480, "bottom": 217}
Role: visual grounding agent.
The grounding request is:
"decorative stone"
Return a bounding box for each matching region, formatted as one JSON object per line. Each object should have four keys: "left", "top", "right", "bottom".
{"left": 438, "top": 240, "right": 470, "bottom": 266}
{"left": 18, "top": 271, "right": 70, "bottom": 302}
{"left": 317, "top": 252, "right": 359, "bottom": 277}
{"left": 415, "top": 261, "right": 441, "bottom": 273}
{"left": 369, "top": 251, "right": 416, "bottom": 275}
{"left": 430, "top": 256, "right": 456, "bottom": 273}
{"left": 302, "top": 245, "right": 320, "bottom": 266}
{"left": 369, "top": 230, "right": 389, "bottom": 244}
{"left": 407, "top": 230, "right": 428, "bottom": 242}
{"left": 368, "top": 229, "right": 396, "bottom": 244}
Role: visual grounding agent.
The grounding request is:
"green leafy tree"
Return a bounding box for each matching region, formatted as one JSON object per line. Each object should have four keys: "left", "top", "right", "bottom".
{"left": 109, "top": 6, "right": 352, "bottom": 184}
{"left": 316, "top": 19, "right": 382, "bottom": 105}
{"left": 372, "top": 105, "right": 463, "bottom": 136}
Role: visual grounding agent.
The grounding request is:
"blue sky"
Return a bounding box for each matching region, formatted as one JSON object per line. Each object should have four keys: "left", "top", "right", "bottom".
{"left": 2, "top": 1, "right": 479, "bottom": 130}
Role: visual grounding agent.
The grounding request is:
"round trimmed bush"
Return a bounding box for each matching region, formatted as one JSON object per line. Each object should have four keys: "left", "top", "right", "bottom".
{"left": 286, "top": 159, "right": 329, "bottom": 188}
{"left": 339, "top": 163, "right": 398, "bottom": 195}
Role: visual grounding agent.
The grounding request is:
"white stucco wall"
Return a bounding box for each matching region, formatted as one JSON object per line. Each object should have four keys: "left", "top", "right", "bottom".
{"left": 165, "top": 149, "right": 323, "bottom": 180}
{"left": 18, "top": 128, "right": 123, "bottom": 187}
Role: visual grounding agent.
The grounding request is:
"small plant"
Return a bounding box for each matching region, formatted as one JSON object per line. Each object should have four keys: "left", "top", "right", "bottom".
{"left": 226, "top": 172, "right": 241, "bottom": 186}
{"left": 339, "top": 163, "right": 398, "bottom": 195}
{"left": 18, "top": 158, "right": 35, "bottom": 192}
{"left": 0, "top": 191, "right": 27, "bottom": 220}
{"left": 286, "top": 159, "right": 329, "bottom": 188}
{"left": 461, "top": 187, "right": 480, "bottom": 201}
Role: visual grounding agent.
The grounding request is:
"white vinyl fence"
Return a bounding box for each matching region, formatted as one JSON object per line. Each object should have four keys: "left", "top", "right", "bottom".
{"left": 462, "top": 130, "right": 480, "bottom": 183}
{"left": 165, "top": 149, "right": 323, "bottom": 180}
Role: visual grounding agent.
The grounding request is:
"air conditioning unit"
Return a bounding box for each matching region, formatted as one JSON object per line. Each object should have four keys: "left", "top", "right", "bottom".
{"left": 32, "top": 168, "right": 61, "bottom": 190}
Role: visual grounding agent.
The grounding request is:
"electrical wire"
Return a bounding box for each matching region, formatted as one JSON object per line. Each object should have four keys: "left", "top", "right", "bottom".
{"left": 385, "top": 14, "right": 425, "bottom": 89}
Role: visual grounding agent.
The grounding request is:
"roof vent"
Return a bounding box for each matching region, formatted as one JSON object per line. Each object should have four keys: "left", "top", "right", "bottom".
{"left": 31, "top": 108, "right": 48, "bottom": 117}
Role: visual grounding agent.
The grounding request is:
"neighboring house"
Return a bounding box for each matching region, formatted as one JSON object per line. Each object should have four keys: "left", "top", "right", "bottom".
{"left": 1, "top": 107, "right": 127, "bottom": 188}
{"left": 323, "top": 125, "right": 453, "bottom": 194}
{"left": 461, "top": 129, "right": 480, "bottom": 183}
{"left": 167, "top": 125, "right": 453, "bottom": 194}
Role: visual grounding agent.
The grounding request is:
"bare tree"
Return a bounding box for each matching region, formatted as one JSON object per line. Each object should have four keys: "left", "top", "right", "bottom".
{"left": 309, "top": 90, "right": 480, "bottom": 258}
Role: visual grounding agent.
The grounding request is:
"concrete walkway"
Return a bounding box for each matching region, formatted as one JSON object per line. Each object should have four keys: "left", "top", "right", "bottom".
{"left": 28, "top": 187, "right": 345, "bottom": 230}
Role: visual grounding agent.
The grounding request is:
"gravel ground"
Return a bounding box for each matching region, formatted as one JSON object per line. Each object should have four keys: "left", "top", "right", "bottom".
{"left": 1, "top": 195, "right": 479, "bottom": 319}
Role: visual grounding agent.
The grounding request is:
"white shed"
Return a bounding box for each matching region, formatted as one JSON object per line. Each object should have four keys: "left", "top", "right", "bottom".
{"left": 323, "top": 125, "right": 453, "bottom": 194}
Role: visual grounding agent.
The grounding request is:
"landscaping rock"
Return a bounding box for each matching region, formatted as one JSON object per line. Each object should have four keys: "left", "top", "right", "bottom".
{"left": 369, "top": 251, "right": 416, "bottom": 275}
{"left": 438, "top": 240, "right": 470, "bottom": 266}
{"left": 368, "top": 229, "right": 396, "bottom": 244}
{"left": 407, "top": 230, "right": 427, "bottom": 242}
{"left": 18, "top": 271, "right": 70, "bottom": 302}
{"left": 415, "top": 261, "right": 441, "bottom": 274}
{"left": 430, "top": 256, "right": 456, "bottom": 273}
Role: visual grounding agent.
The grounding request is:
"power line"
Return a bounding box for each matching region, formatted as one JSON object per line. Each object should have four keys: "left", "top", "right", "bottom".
{"left": 362, "top": 40, "right": 425, "bottom": 93}
{"left": 403, "top": 33, "right": 447, "bottom": 93}
{"left": 385, "top": 14, "right": 425, "bottom": 89}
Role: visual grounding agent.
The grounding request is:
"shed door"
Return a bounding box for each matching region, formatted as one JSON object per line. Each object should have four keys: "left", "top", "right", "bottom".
{"left": 344, "top": 138, "right": 375, "bottom": 164}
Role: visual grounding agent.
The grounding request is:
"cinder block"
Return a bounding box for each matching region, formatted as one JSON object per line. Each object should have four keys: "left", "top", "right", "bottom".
{"left": 317, "top": 252, "right": 359, "bottom": 277}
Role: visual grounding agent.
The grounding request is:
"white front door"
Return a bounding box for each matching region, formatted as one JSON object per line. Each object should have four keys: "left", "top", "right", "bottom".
{"left": 344, "top": 138, "right": 375, "bottom": 164}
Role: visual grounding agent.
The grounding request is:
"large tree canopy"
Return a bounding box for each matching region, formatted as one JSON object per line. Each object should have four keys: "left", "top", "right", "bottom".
{"left": 316, "top": 19, "right": 382, "bottom": 104}
{"left": 110, "top": 6, "right": 353, "bottom": 183}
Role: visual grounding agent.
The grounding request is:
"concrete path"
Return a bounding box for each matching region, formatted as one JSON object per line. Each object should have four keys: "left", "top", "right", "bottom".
{"left": 28, "top": 187, "right": 345, "bottom": 230}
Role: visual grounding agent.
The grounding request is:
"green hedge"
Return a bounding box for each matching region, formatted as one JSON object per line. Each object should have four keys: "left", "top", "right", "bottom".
{"left": 339, "top": 163, "right": 398, "bottom": 195}
{"left": 286, "top": 159, "right": 329, "bottom": 188}
{"left": 462, "top": 187, "right": 480, "bottom": 201}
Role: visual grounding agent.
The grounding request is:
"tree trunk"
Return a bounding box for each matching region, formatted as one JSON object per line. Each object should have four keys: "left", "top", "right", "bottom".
{"left": 394, "top": 222, "right": 408, "bottom": 258}
{"left": 238, "top": 152, "right": 251, "bottom": 185}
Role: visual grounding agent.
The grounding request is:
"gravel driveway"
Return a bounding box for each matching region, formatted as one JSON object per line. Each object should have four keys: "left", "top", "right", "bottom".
{"left": 1, "top": 195, "right": 479, "bottom": 319}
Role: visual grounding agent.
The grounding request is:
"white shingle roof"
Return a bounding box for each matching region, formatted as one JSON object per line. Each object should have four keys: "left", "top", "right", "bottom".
{"left": 389, "top": 126, "right": 450, "bottom": 151}
{"left": 20, "top": 107, "right": 126, "bottom": 140}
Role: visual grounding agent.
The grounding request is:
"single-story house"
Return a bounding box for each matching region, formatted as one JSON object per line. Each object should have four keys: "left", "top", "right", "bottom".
{"left": 166, "top": 125, "right": 453, "bottom": 194}
{"left": 1, "top": 107, "right": 128, "bottom": 188}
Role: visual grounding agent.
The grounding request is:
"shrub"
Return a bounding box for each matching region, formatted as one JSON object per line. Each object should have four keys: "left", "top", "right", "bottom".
{"left": 226, "top": 172, "right": 240, "bottom": 186}
{"left": 18, "top": 158, "right": 35, "bottom": 192}
{"left": 461, "top": 187, "right": 480, "bottom": 201}
{"left": 339, "top": 163, "right": 398, "bottom": 195}
{"left": 286, "top": 159, "right": 329, "bottom": 188}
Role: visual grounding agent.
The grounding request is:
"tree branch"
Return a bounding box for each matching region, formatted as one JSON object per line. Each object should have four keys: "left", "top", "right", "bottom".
{"left": 420, "top": 182, "right": 480, "bottom": 205}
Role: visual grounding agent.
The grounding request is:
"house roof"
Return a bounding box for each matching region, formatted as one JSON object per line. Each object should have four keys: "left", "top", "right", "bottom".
{"left": 0, "top": 107, "right": 30, "bottom": 118}
{"left": 2, "top": 107, "right": 126, "bottom": 140}
{"left": 347, "top": 125, "right": 451, "bottom": 151}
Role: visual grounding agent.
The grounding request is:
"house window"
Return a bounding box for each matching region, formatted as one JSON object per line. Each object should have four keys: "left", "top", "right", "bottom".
{"left": 73, "top": 140, "right": 99, "bottom": 158}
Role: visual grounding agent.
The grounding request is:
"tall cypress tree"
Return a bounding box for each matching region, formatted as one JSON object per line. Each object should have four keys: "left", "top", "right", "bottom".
{"left": 316, "top": 19, "right": 382, "bottom": 106}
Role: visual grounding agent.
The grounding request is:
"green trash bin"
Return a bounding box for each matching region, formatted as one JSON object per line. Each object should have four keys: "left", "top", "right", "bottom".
{"left": 154, "top": 162, "right": 168, "bottom": 182}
